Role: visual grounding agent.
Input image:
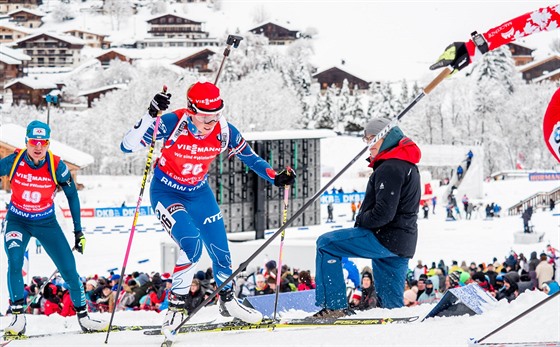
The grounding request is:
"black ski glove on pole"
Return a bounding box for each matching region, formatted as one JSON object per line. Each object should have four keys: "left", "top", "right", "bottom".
{"left": 274, "top": 167, "right": 296, "bottom": 187}
{"left": 147, "top": 92, "right": 172, "bottom": 117}
{"left": 429, "top": 42, "right": 470, "bottom": 73}
{"left": 74, "top": 231, "right": 86, "bottom": 254}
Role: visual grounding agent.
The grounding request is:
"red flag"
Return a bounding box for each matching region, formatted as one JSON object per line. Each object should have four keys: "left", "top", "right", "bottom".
{"left": 543, "top": 88, "right": 560, "bottom": 163}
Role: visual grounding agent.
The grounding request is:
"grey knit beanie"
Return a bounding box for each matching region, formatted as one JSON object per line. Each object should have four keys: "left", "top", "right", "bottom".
{"left": 364, "top": 117, "right": 392, "bottom": 137}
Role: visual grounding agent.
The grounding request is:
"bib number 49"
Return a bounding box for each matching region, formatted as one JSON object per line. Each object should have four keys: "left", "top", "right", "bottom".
{"left": 22, "top": 190, "right": 41, "bottom": 204}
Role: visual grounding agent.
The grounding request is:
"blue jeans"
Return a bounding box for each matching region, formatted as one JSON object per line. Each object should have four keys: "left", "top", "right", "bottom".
{"left": 315, "top": 227, "right": 409, "bottom": 309}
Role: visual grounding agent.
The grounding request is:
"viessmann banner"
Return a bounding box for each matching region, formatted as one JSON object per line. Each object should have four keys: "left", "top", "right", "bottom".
{"left": 528, "top": 172, "right": 560, "bottom": 181}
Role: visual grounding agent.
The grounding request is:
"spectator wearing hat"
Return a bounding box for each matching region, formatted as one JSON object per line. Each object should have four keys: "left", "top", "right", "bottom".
{"left": 355, "top": 272, "right": 377, "bottom": 310}
{"left": 403, "top": 288, "right": 418, "bottom": 307}
{"left": 255, "top": 275, "right": 273, "bottom": 296}
{"left": 121, "top": 81, "right": 296, "bottom": 330}
{"left": 496, "top": 276, "right": 519, "bottom": 302}
{"left": 264, "top": 260, "right": 277, "bottom": 280}
{"left": 43, "top": 283, "right": 62, "bottom": 317}
{"left": 417, "top": 280, "right": 441, "bottom": 304}
{"left": 85, "top": 279, "right": 99, "bottom": 306}
{"left": 184, "top": 279, "right": 205, "bottom": 313}
{"left": 313, "top": 117, "right": 421, "bottom": 318}
{"left": 0, "top": 120, "right": 108, "bottom": 335}
{"left": 349, "top": 289, "right": 362, "bottom": 309}
{"left": 109, "top": 274, "right": 121, "bottom": 292}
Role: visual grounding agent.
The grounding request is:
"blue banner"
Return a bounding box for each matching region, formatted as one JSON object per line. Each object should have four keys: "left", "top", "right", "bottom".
{"left": 243, "top": 290, "right": 321, "bottom": 318}
{"left": 94, "top": 206, "right": 154, "bottom": 218}
{"left": 320, "top": 192, "right": 365, "bottom": 204}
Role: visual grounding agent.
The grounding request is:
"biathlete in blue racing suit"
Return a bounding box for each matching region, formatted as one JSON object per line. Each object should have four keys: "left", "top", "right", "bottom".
{"left": 121, "top": 82, "right": 295, "bottom": 331}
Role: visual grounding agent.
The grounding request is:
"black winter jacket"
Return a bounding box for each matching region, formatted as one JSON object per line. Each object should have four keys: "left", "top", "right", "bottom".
{"left": 355, "top": 127, "right": 421, "bottom": 258}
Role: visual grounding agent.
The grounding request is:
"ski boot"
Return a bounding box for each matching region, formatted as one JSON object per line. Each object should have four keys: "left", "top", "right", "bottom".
{"left": 219, "top": 288, "right": 262, "bottom": 324}
{"left": 4, "top": 301, "right": 26, "bottom": 338}
{"left": 162, "top": 292, "right": 188, "bottom": 333}
{"left": 76, "top": 306, "right": 109, "bottom": 332}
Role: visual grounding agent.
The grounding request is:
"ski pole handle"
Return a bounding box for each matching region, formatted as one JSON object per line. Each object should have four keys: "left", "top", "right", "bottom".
{"left": 424, "top": 67, "right": 452, "bottom": 94}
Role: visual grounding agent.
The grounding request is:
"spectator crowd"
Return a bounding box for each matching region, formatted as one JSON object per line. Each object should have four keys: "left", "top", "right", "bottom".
{"left": 6, "top": 245, "right": 559, "bottom": 318}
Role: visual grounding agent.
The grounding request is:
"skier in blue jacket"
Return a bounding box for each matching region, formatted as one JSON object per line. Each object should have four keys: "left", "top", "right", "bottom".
{"left": 121, "top": 81, "right": 295, "bottom": 332}
{"left": 0, "top": 120, "right": 107, "bottom": 337}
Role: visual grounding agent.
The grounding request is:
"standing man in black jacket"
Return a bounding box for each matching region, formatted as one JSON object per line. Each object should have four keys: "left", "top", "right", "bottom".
{"left": 312, "top": 117, "right": 421, "bottom": 318}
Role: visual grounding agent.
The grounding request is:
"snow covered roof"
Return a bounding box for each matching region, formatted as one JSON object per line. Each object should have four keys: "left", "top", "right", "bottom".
{"left": 243, "top": 129, "right": 336, "bottom": 141}
{"left": 64, "top": 28, "right": 109, "bottom": 37}
{"left": 0, "top": 124, "right": 94, "bottom": 168}
{"left": 14, "top": 31, "right": 86, "bottom": 46}
{"left": 4, "top": 77, "right": 59, "bottom": 90}
{"left": 0, "top": 45, "right": 31, "bottom": 62}
{"left": 517, "top": 54, "right": 560, "bottom": 72}
{"left": 532, "top": 67, "right": 560, "bottom": 83}
{"left": 0, "top": 23, "right": 34, "bottom": 34}
{"left": 249, "top": 20, "right": 300, "bottom": 32}
{"left": 95, "top": 47, "right": 212, "bottom": 63}
{"left": 7, "top": 8, "right": 46, "bottom": 18}
{"left": 312, "top": 64, "right": 373, "bottom": 85}
{"left": 146, "top": 12, "right": 204, "bottom": 24}
{"left": 78, "top": 83, "right": 127, "bottom": 97}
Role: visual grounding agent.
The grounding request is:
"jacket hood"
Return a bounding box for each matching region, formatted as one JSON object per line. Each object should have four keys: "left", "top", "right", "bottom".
{"left": 368, "top": 127, "right": 421, "bottom": 169}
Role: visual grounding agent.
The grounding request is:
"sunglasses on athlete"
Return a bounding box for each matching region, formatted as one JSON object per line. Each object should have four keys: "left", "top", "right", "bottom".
{"left": 27, "top": 138, "right": 50, "bottom": 146}
{"left": 189, "top": 102, "right": 223, "bottom": 125}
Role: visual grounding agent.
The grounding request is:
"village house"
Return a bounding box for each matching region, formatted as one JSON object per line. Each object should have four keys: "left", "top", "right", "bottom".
{"left": 0, "top": 23, "right": 32, "bottom": 44}
{"left": 172, "top": 47, "right": 216, "bottom": 74}
{"left": 7, "top": 8, "right": 44, "bottom": 29}
{"left": 0, "top": 123, "right": 93, "bottom": 192}
{"left": 140, "top": 13, "right": 218, "bottom": 48}
{"left": 0, "top": 45, "right": 30, "bottom": 90}
{"left": 64, "top": 29, "right": 111, "bottom": 49}
{"left": 12, "top": 32, "right": 85, "bottom": 68}
{"left": 518, "top": 55, "right": 560, "bottom": 83}
{"left": 312, "top": 66, "right": 370, "bottom": 92}
{"left": 4, "top": 77, "right": 63, "bottom": 107}
{"left": 94, "top": 49, "right": 135, "bottom": 68}
{"left": 249, "top": 21, "right": 300, "bottom": 45}
{"left": 78, "top": 84, "right": 127, "bottom": 108}
{"left": 0, "top": 0, "right": 41, "bottom": 15}
{"left": 506, "top": 42, "right": 535, "bottom": 66}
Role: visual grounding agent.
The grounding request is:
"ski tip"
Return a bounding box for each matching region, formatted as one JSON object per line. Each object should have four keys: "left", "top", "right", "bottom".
{"left": 468, "top": 337, "right": 479, "bottom": 345}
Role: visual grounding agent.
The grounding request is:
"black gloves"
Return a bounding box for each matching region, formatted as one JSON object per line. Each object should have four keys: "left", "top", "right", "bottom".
{"left": 74, "top": 231, "right": 86, "bottom": 254}
{"left": 148, "top": 92, "right": 172, "bottom": 117}
{"left": 429, "top": 42, "right": 470, "bottom": 73}
{"left": 274, "top": 167, "right": 296, "bottom": 187}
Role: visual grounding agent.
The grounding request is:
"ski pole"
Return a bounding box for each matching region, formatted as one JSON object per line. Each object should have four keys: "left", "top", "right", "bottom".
{"left": 169, "top": 66, "right": 453, "bottom": 335}
{"left": 104, "top": 85, "right": 167, "bottom": 344}
{"left": 474, "top": 290, "right": 560, "bottom": 344}
{"left": 272, "top": 183, "right": 291, "bottom": 321}
{"left": 214, "top": 34, "right": 243, "bottom": 85}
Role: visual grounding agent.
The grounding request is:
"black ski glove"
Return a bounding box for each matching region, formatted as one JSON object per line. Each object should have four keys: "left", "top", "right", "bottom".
{"left": 429, "top": 42, "right": 470, "bottom": 73}
{"left": 74, "top": 231, "right": 86, "bottom": 254}
{"left": 148, "top": 92, "right": 172, "bottom": 117}
{"left": 274, "top": 167, "right": 296, "bottom": 187}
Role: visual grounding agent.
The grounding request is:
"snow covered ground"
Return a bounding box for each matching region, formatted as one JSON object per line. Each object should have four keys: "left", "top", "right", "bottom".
{"left": 0, "top": 138, "right": 559, "bottom": 346}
